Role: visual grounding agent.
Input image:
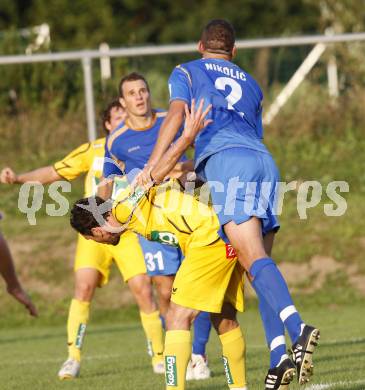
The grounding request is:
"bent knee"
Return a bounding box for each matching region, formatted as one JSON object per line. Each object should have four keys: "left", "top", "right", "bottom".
{"left": 75, "top": 281, "right": 97, "bottom": 301}
{"left": 166, "top": 303, "right": 197, "bottom": 330}
{"left": 159, "top": 286, "right": 172, "bottom": 301}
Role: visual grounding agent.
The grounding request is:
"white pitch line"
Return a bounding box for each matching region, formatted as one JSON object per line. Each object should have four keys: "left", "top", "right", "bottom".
{"left": 248, "top": 337, "right": 364, "bottom": 349}
{"left": 306, "top": 379, "right": 365, "bottom": 390}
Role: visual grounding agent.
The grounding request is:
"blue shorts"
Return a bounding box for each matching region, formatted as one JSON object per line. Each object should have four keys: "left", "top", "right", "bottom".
{"left": 138, "top": 235, "right": 182, "bottom": 276}
{"left": 200, "top": 147, "right": 280, "bottom": 239}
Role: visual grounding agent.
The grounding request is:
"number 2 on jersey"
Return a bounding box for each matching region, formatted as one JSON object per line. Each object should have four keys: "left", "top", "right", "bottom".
{"left": 215, "top": 77, "right": 244, "bottom": 115}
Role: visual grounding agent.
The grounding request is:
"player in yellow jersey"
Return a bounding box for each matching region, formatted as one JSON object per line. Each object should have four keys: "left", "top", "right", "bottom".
{"left": 69, "top": 101, "right": 248, "bottom": 390}
{"left": 0, "top": 101, "right": 166, "bottom": 379}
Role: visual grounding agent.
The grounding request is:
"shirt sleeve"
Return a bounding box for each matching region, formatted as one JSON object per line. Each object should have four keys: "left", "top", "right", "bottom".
{"left": 53, "top": 142, "right": 92, "bottom": 181}
{"left": 103, "top": 140, "right": 124, "bottom": 179}
{"left": 168, "top": 65, "right": 192, "bottom": 105}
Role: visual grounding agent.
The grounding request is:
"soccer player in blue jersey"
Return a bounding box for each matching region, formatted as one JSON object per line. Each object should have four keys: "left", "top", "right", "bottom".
{"left": 103, "top": 72, "right": 212, "bottom": 380}
{"left": 139, "top": 20, "right": 320, "bottom": 389}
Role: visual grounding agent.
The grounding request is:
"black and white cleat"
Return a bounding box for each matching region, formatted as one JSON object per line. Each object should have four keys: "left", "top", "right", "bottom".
{"left": 265, "top": 357, "right": 296, "bottom": 390}
{"left": 291, "top": 325, "right": 320, "bottom": 385}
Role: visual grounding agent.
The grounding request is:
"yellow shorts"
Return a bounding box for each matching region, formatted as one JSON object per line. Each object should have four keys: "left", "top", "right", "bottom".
{"left": 74, "top": 230, "right": 147, "bottom": 286}
{"left": 171, "top": 238, "right": 244, "bottom": 313}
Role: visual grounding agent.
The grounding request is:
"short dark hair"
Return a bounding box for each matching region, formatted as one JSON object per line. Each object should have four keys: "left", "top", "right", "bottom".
{"left": 101, "top": 99, "right": 123, "bottom": 133}
{"left": 118, "top": 72, "right": 150, "bottom": 97}
{"left": 201, "top": 19, "right": 235, "bottom": 55}
{"left": 70, "top": 196, "right": 112, "bottom": 235}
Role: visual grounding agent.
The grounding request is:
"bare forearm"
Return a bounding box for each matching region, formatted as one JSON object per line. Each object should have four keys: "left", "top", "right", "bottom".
{"left": 16, "top": 166, "right": 61, "bottom": 184}
{"left": 167, "top": 160, "right": 194, "bottom": 179}
{"left": 97, "top": 178, "right": 113, "bottom": 200}
{"left": 151, "top": 136, "right": 191, "bottom": 183}
{"left": 0, "top": 234, "right": 20, "bottom": 289}
{"left": 148, "top": 102, "right": 185, "bottom": 167}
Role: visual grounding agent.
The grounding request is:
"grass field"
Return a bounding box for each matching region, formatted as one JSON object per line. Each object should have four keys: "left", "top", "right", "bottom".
{"left": 0, "top": 87, "right": 364, "bottom": 389}
{"left": 0, "top": 303, "right": 364, "bottom": 390}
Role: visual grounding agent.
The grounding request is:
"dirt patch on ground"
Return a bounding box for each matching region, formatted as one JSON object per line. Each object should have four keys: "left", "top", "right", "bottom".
{"left": 5, "top": 233, "right": 365, "bottom": 305}
{"left": 359, "top": 237, "right": 365, "bottom": 250}
{"left": 245, "top": 255, "right": 365, "bottom": 297}
{"left": 280, "top": 255, "right": 343, "bottom": 294}
{"left": 5, "top": 234, "right": 135, "bottom": 309}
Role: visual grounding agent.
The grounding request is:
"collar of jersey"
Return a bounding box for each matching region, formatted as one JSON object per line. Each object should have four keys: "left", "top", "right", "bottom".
{"left": 125, "top": 110, "right": 157, "bottom": 132}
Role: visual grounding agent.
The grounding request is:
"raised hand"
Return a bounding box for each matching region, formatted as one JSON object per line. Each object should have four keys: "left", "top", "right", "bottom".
{"left": 182, "top": 99, "right": 212, "bottom": 144}
{"left": 134, "top": 164, "right": 155, "bottom": 190}
{"left": 0, "top": 167, "right": 17, "bottom": 184}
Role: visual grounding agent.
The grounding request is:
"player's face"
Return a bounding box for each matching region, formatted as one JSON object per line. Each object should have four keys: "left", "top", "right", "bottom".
{"left": 105, "top": 107, "right": 126, "bottom": 133}
{"left": 84, "top": 229, "right": 121, "bottom": 246}
{"left": 120, "top": 80, "right": 151, "bottom": 117}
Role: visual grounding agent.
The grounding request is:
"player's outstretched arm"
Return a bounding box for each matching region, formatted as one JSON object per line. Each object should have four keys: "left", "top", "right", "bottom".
{"left": 0, "top": 233, "right": 38, "bottom": 317}
{"left": 150, "top": 100, "right": 211, "bottom": 184}
{"left": 0, "top": 166, "right": 61, "bottom": 185}
{"left": 167, "top": 159, "right": 195, "bottom": 179}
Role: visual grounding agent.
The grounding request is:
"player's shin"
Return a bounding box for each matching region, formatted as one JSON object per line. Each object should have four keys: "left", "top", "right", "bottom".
{"left": 250, "top": 258, "right": 303, "bottom": 343}
{"left": 164, "top": 330, "right": 191, "bottom": 389}
{"left": 67, "top": 299, "right": 90, "bottom": 361}
{"left": 140, "top": 310, "right": 164, "bottom": 367}
{"left": 219, "top": 326, "right": 247, "bottom": 389}
{"left": 258, "top": 298, "right": 287, "bottom": 368}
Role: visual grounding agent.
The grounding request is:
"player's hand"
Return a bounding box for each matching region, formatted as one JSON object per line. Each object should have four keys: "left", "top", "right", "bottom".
{"left": 7, "top": 285, "right": 38, "bottom": 317}
{"left": 182, "top": 99, "right": 212, "bottom": 144}
{"left": 0, "top": 167, "right": 17, "bottom": 184}
{"left": 134, "top": 164, "right": 155, "bottom": 190}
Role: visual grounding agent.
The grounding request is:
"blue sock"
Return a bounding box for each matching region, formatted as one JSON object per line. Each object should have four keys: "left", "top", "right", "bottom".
{"left": 192, "top": 311, "right": 211, "bottom": 355}
{"left": 259, "top": 298, "right": 287, "bottom": 368}
{"left": 160, "top": 315, "right": 166, "bottom": 330}
{"left": 251, "top": 258, "right": 303, "bottom": 343}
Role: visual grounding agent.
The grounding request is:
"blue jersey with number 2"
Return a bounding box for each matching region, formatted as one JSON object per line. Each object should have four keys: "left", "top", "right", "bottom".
{"left": 168, "top": 58, "right": 269, "bottom": 169}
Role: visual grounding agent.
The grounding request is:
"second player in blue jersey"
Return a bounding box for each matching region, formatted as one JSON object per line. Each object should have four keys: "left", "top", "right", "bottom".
{"left": 103, "top": 72, "right": 212, "bottom": 380}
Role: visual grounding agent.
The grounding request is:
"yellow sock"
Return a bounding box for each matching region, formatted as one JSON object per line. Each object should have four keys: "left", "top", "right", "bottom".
{"left": 164, "top": 330, "right": 191, "bottom": 389}
{"left": 140, "top": 310, "right": 164, "bottom": 365}
{"left": 67, "top": 299, "right": 90, "bottom": 362}
{"left": 219, "top": 327, "right": 247, "bottom": 389}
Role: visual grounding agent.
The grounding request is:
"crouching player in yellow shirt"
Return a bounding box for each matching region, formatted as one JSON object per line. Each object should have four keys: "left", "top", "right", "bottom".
{"left": 0, "top": 101, "right": 166, "bottom": 379}
{"left": 69, "top": 101, "right": 247, "bottom": 390}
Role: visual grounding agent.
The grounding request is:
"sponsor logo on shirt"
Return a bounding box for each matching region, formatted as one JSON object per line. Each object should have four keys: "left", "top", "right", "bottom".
{"left": 128, "top": 187, "right": 145, "bottom": 206}
{"left": 150, "top": 231, "right": 179, "bottom": 247}
{"left": 225, "top": 244, "right": 237, "bottom": 259}
{"left": 128, "top": 146, "right": 141, "bottom": 153}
